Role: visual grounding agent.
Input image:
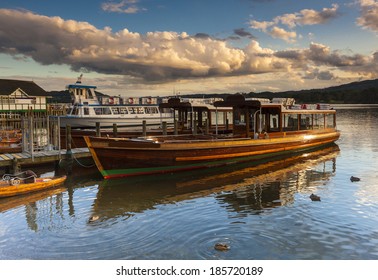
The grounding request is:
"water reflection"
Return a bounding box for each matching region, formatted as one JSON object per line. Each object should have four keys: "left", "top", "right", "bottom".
{"left": 90, "top": 144, "right": 339, "bottom": 222}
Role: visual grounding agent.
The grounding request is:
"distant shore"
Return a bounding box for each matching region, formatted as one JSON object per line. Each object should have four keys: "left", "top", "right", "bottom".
{"left": 331, "top": 104, "right": 378, "bottom": 109}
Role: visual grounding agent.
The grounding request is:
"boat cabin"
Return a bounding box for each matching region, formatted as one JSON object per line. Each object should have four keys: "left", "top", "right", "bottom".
{"left": 214, "top": 94, "right": 337, "bottom": 138}
{"left": 66, "top": 81, "right": 166, "bottom": 118}
{"left": 159, "top": 97, "right": 232, "bottom": 133}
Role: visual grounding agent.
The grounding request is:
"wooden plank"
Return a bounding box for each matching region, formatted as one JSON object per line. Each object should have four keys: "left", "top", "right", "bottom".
{"left": 18, "top": 153, "right": 30, "bottom": 159}
{"left": 0, "top": 154, "right": 10, "bottom": 160}
{"left": 4, "top": 154, "right": 14, "bottom": 160}
{"left": 11, "top": 153, "right": 23, "bottom": 159}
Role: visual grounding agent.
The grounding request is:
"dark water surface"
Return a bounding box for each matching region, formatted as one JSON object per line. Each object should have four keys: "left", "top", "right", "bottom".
{"left": 1, "top": 108, "right": 378, "bottom": 260}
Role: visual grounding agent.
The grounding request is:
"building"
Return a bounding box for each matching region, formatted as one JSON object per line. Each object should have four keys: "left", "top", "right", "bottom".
{"left": 0, "top": 79, "right": 49, "bottom": 114}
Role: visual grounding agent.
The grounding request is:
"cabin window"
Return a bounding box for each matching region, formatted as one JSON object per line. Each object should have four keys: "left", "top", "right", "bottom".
{"left": 154, "top": 107, "right": 159, "bottom": 114}
{"left": 233, "top": 108, "right": 245, "bottom": 125}
{"left": 72, "top": 107, "right": 78, "bottom": 115}
{"left": 325, "top": 113, "right": 336, "bottom": 128}
{"left": 283, "top": 114, "right": 298, "bottom": 131}
{"left": 144, "top": 107, "right": 158, "bottom": 114}
{"left": 94, "top": 107, "right": 112, "bottom": 115}
{"left": 149, "top": 107, "right": 158, "bottom": 114}
{"left": 103, "top": 107, "right": 112, "bottom": 115}
{"left": 269, "top": 114, "right": 280, "bottom": 132}
{"left": 120, "top": 108, "right": 128, "bottom": 114}
{"left": 129, "top": 107, "right": 135, "bottom": 114}
{"left": 299, "top": 114, "right": 312, "bottom": 130}
{"left": 313, "top": 114, "right": 325, "bottom": 129}
{"left": 111, "top": 108, "right": 120, "bottom": 114}
{"left": 212, "top": 111, "right": 230, "bottom": 126}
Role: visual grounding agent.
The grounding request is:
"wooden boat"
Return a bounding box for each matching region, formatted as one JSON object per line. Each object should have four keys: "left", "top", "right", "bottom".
{"left": 0, "top": 170, "right": 67, "bottom": 198}
{"left": 84, "top": 95, "right": 340, "bottom": 179}
{"left": 0, "top": 129, "right": 22, "bottom": 153}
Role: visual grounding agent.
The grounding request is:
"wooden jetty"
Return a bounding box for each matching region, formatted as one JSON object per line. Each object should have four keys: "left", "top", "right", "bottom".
{"left": 0, "top": 148, "right": 91, "bottom": 172}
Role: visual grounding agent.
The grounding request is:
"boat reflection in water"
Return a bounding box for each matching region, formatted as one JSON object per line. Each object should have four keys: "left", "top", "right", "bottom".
{"left": 90, "top": 144, "right": 339, "bottom": 222}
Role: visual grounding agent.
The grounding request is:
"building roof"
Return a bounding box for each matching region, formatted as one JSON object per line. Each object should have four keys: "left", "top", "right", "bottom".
{"left": 0, "top": 79, "right": 48, "bottom": 96}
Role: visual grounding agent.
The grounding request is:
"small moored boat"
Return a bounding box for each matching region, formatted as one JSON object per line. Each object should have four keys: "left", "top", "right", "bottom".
{"left": 0, "top": 170, "right": 67, "bottom": 198}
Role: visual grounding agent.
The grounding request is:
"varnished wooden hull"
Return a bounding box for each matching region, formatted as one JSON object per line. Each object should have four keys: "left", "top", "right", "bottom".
{"left": 84, "top": 129, "right": 340, "bottom": 179}
{"left": 0, "top": 176, "right": 67, "bottom": 198}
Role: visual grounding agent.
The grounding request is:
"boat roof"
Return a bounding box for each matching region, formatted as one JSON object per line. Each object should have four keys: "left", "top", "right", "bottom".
{"left": 159, "top": 97, "right": 230, "bottom": 110}
{"left": 67, "top": 84, "right": 97, "bottom": 89}
{"left": 214, "top": 94, "right": 261, "bottom": 108}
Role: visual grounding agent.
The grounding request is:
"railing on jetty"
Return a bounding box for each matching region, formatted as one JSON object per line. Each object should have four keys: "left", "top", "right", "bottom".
{"left": 1, "top": 116, "right": 92, "bottom": 174}
{"left": 21, "top": 116, "right": 61, "bottom": 157}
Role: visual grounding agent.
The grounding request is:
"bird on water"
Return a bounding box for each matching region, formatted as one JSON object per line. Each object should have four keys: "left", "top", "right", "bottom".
{"left": 310, "top": 194, "right": 321, "bottom": 201}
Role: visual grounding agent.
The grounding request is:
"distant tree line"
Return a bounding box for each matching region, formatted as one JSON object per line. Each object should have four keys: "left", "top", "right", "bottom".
{"left": 48, "top": 79, "right": 378, "bottom": 104}
{"left": 248, "top": 87, "right": 378, "bottom": 104}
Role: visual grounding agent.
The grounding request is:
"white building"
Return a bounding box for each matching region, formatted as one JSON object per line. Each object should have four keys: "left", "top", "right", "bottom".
{"left": 0, "top": 79, "right": 49, "bottom": 113}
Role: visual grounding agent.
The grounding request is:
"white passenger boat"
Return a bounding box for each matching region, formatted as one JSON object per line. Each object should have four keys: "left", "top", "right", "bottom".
{"left": 58, "top": 76, "right": 174, "bottom": 129}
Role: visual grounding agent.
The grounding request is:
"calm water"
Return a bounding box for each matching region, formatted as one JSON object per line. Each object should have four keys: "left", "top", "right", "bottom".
{"left": 1, "top": 108, "right": 378, "bottom": 260}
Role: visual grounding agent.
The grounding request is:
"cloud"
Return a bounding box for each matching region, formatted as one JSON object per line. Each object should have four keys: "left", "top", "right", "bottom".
{"left": 275, "top": 42, "right": 376, "bottom": 76}
{"left": 0, "top": 8, "right": 376, "bottom": 85}
{"left": 357, "top": 0, "right": 378, "bottom": 32}
{"left": 233, "top": 28, "right": 256, "bottom": 39}
{"left": 269, "top": 26, "right": 297, "bottom": 43}
{"left": 303, "top": 67, "right": 336, "bottom": 80}
{"left": 101, "top": 0, "right": 145, "bottom": 14}
{"left": 250, "top": 4, "right": 340, "bottom": 42}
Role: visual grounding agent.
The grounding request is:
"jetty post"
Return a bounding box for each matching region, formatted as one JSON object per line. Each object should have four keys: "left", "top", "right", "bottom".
{"left": 142, "top": 120, "right": 147, "bottom": 137}
{"left": 162, "top": 122, "right": 167, "bottom": 135}
{"left": 193, "top": 120, "right": 198, "bottom": 135}
{"left": 96, "top": 122, "right": 101, "bottom": 137}
{"left": 63, "top": 124, "right": 73, "bottom": 174}
{"left": 12, "top": 158, "right": 21, "bottom": 174}
{"left": 174, "top": 119, "right": 178, "bottom": 135}
{"left": 113, "top": 123, "right": 118, "bottom": 137}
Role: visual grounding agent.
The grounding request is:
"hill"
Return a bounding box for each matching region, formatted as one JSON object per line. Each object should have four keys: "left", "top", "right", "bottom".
{"left": 260, "top": 78, "right": 378, "bottom": 104}
{"left": 48, "top": 78, "right": 378, "bottom": 104}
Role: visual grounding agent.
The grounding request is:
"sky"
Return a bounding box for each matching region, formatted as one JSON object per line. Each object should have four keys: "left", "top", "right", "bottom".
{"left": 0, "top": 0, "right": 378, "bottom": 97}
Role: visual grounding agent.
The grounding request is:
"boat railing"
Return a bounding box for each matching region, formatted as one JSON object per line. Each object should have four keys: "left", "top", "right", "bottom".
{"left": 2, "top": 170, "right": 37, "bottom": 186}
{"left": 134, "top": 134, "right": 252, "bottom": 144}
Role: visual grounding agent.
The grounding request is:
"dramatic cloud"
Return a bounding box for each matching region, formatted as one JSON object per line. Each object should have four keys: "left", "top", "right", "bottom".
{"left": 275, "top": 42, "right": 376, "bottom": 77}
{"left": 0, "top": 9, "right": 376, "bottom": 85}
{"left": 357, "top": 0, "right": 378, "bottom": 32}
{"left": 250, "top": 4, "right": 340, "bottom": 42}
{"left": 101, "top": 0, "right": 145, "bottom": 14}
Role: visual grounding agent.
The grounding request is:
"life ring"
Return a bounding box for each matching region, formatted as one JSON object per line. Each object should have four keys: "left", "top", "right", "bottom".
{"left": 128, "top": 98, "right": 134, "bottom": 104}
{"left": 301, "top": 104, "right": 307, "bottom": 109}
{"left": 147, "top": 97, "right": 152, "bottom": 104}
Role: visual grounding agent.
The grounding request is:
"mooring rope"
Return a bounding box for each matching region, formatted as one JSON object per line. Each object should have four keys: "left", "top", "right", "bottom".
{"left": 72, "top": 152, "right": 96, "bottom": 168}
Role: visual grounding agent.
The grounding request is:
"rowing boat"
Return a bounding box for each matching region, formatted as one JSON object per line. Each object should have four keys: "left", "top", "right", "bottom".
{"left": 0, "top": 171, "right": 67, "bottom": 198}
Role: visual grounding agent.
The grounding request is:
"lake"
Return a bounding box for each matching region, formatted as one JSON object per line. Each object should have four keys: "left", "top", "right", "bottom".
{"left": 1, "top": 107, "right": 378, "bottom": 260}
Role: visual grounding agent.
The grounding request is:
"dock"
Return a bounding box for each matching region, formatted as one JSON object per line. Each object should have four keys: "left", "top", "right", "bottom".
{"left": 0, "top": 148, "right": 91, "bottom": 170}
